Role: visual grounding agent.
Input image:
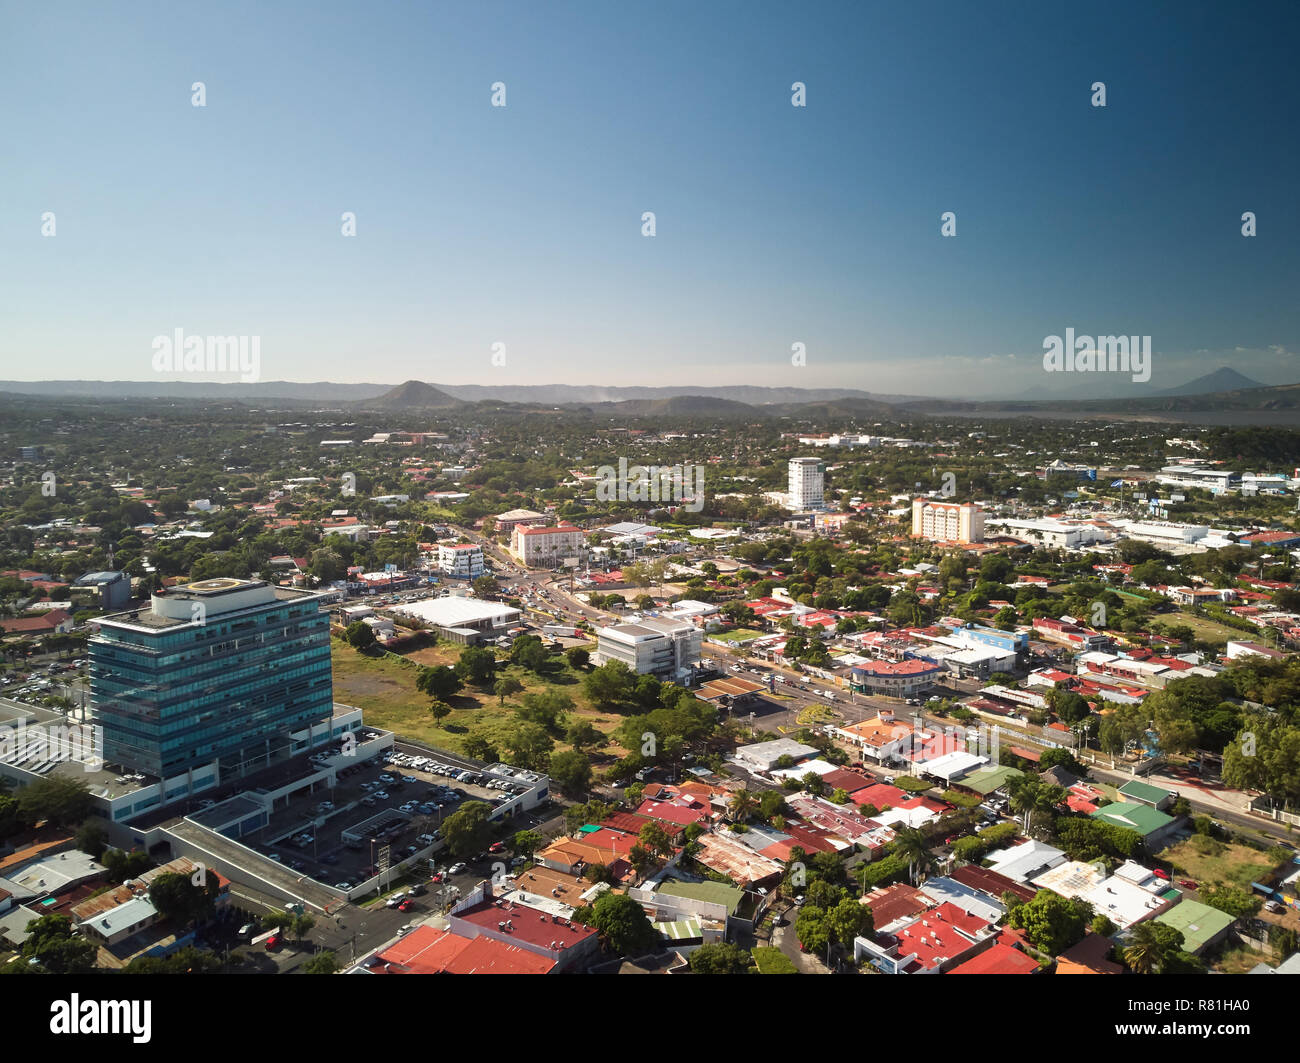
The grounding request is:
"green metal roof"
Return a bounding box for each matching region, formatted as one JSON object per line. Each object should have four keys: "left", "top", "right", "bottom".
{"left": 1118, "top": 779, "right": 1173, "bottom": 805}
{"left": 959, "top": 765, "right": 1024, "bottom": 795}
{"left": 657, "top": 879, "right": 744, "bottom": 915}
{"left": 1155, "top": 900, "right": 1235, "bottom": 953}
{"left": 1089, "top": 801, "right": 1173, "bottom": 836}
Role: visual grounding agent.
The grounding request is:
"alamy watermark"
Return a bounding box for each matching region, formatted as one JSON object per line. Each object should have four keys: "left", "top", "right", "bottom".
{"left": 595, "top": 457, "right": 704, "bottom": 513}
{"left": 0, "top": 722, "right": 104, "bottom": 772}
{"left": 151, "top": 328, "right": 261, "bottom": 382}
{"left": 1042, "top": 329, "right": 1151, "bottom": 383}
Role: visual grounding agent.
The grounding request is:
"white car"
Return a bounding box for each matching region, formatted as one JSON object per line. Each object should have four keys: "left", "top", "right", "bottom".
{"left": 448, "top": 862, "right": 467, "bottom": 875}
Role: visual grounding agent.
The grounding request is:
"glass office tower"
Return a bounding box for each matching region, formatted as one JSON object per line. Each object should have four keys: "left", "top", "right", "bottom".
{"left": 90, "top": 578, "right": 332, "bottom": 779}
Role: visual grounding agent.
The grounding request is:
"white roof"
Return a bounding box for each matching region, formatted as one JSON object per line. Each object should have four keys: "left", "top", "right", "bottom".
{"left": 986, "top": 840, "right": 1067, "bottom": 882}
{"left": 392, "top": 597, "right": 520, "bottom": 627}
{"left": 919, "top": 750, "right": 987, "bottom": 781}
{"left": 770, "top": 758, "right": 839, "bottom": 780}
{"left": 82, "top": 894, "right": 157, "bottom": 937}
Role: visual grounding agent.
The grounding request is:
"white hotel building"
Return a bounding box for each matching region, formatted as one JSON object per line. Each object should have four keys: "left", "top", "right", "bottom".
{"left": 510, "top": 523, "right": 587, "bottom": 569}
{"left": 911, "top": 499, "right": 985, "bottom": 543}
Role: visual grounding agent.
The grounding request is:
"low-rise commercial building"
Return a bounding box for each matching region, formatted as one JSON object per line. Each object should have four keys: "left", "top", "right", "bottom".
{"left": 594, "top": 617, "right": 701, "bottom": 681}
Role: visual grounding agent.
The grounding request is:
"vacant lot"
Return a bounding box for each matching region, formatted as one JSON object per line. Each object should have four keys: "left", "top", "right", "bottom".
{"left": 331, "top": 639, "right": 626, "bottom": 757}
{"left": 1159, "top": 836, "right": 1280, "bottom": 890}
{"left": 707, "top": 628, "right": 765, "bottom": 644}
{"left": 1150, "top": 611, "right": 1250, "bottom": 649}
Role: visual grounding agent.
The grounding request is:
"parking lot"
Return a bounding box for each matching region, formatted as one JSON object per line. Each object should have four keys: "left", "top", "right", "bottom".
{"left": 234, "top": 743, "right": 539, "bottom": 895}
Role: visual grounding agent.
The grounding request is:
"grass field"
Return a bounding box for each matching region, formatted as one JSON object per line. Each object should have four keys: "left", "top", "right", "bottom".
{"left": 1159, "top": 836, "right": 1281, "bottom": 890}
{"left": 1213, "top": 942, "right": 1276, "bottom": 974}
{"left": 330, "top": 639, "right": 626, "bottom": 757}
{"left": 707, "top": 628, "right": 765, "bottom": 644}
{"left": 1150, "top": 611, "right": 1252, "bottom": 648}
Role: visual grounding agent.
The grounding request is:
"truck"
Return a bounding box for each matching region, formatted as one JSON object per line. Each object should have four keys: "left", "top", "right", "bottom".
{"left": 542, "top": 624, "right": 579, "bottom": 637}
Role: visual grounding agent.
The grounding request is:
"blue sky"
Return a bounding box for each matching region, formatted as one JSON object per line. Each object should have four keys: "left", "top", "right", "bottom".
{"left": 2, "top": 0, "right": 1297, "bottom": 397}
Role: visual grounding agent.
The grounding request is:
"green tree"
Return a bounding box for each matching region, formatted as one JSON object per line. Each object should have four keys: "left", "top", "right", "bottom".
{"left": 455, "top": 644, "right": 498, "bottom": 686}
{"left": 891, "top": 827, "right": 933, "bottom": 885}
{"left": 510, "top": 634, "right": 550, "bottom": 672}
{"left": 417, "top": 664, "right": 462, "bottom": 700}
{"left": 565, "top": 719, "right": 603, "bottom": 752}
{"left": 582, "top": 660, "right": 636, "bottom": 709}
{"left": 441, "top": 800, "right": 494, "bottom": 859}
{"left": 504, "top": 721, "right": 555, "bottom": 771}
{"left": 300, "top": 950, "right": 339, "bottom": 974}
{"left": 1007, "top": 890, "right": 1091, "bottom": 955}
{"left": 462, "top": 733, "right": 498, "bottom": 762}
{"left": 148, "top": 870, "right": 218, "bottom": 927}
{"left": 74, "top": 820, "right": 109, "bottom": 860}
{"left": 494, "top": 676, "right": 525, "bottom": 705}
{"left": 638, "top": 820, "right": 673, "bottom": 859}
{"left": 588, "top": 892, "right": 658, "bottom": 956}
{"left": 688, "top": 941, "right": 753, "bottom": 974}
{"left": 826, "top": 896, "right": 874, "bottom": 947}
{"left": 512, "top": 829, "right": 544, "bottom": 859}
{"left": 345, "top": 620, "right": 376, "bottom": 651}
{"left": 517, "top": 689, "right": 574, "bottom": 732}
{"left": 124, "top": 946, "right": 223, "bottom": 974}
{"left": 794, "top": 905, "right": 831, "bottom": 955}
{"left": 20, "top": 914, "right": 97, "bottom": 974}
{"left": 548, "top": 749, "right": 592, "bottom": 795}
{"left": 1122, "top": 920, "right": 1185, "bottom": 974}
{"left": 727, "top": 788, "right": 759, "bottom": 824}
{"left": 565, "top": 646, "right": 591, "bottom": 669}
{"left": 1199, "top": 882, "right": 1261, "bottom": 919}
{"left": 14, "top": 774, "right": 93, "bottom": 828}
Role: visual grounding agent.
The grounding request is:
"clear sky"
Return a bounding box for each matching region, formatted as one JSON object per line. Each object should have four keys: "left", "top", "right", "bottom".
{"left": 2, "top": 0, "right": 1297, "bottom": 397}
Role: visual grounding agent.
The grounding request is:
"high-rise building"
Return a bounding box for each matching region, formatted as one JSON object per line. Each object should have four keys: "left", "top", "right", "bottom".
{"left": 911, "top": 499, "right": 985, "bottom": 543}
{"left": 90, "top": 578, "right": 332, "bottom": 778}
{"left": 787, "top": 457, "right": 825, "bottom": 510}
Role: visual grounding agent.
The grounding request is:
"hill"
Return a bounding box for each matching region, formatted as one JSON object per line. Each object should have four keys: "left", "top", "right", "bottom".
{"left": 360, "top": 380, "right": 463, "bottom": 410}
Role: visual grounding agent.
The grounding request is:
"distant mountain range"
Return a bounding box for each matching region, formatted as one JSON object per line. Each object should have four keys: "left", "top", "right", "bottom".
{"left": 1154, "top": 367, "right": 1262, "bottom": 396}
{"left": 0, "top": 367, "right": 1295, "bottom": 421}
{"left": 1015, "top": 366, "right": 1263, "bottom": 400}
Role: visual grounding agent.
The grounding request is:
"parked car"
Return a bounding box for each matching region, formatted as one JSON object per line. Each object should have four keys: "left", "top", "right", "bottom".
{"left": 1152, "top": 868, "right": 1171, "bottom": 880}
{"left": 448, "top": 862, "right": 467, "bottom": 874}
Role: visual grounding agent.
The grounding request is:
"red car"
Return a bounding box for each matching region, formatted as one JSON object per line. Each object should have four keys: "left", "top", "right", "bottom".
{"left": 397, "top": 899, "right": 413, "bottom": 912}
{"left": 265, "top": 933, "right": 281, "bottom": 950}
{"left": 1152, "top": 868, "right": 1171, "bottom": 880}
{"left": 488, "top": 842, "right": 506, "bottom": 854}
{"left": 1178, "top": 878, "right": 1198, "bottom": 890}
{"left": 431, "top": 872, "right": 445, "bottom": 884}
{"left": 945, "top": 835, "right": 961, "bottom": 845}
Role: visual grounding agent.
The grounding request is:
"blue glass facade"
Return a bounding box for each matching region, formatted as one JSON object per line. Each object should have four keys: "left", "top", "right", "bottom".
{"left": 90, "top": 585, "right": 332, "bottom": 778}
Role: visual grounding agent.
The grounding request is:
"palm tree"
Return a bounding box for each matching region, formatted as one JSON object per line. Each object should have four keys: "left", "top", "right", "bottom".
{"left": 1122, "top": 922, "right": 1164, "bottom": 975}
{"left": 892, "top": 827, "right": 933, "bottom": 885}
{"left": 727, "top": 788, "right": 758, "bottom": 824}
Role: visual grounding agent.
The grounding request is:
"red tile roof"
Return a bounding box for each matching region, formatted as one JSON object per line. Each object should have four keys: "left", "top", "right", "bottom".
{"left": 948, "top": 941, "right": 1038, "bottom": 974}
{"left": 455, "top": 898, "right": 597, "bottom": 950}
{"left": 372, "top": 925, "right": 555, "bottom": 974}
